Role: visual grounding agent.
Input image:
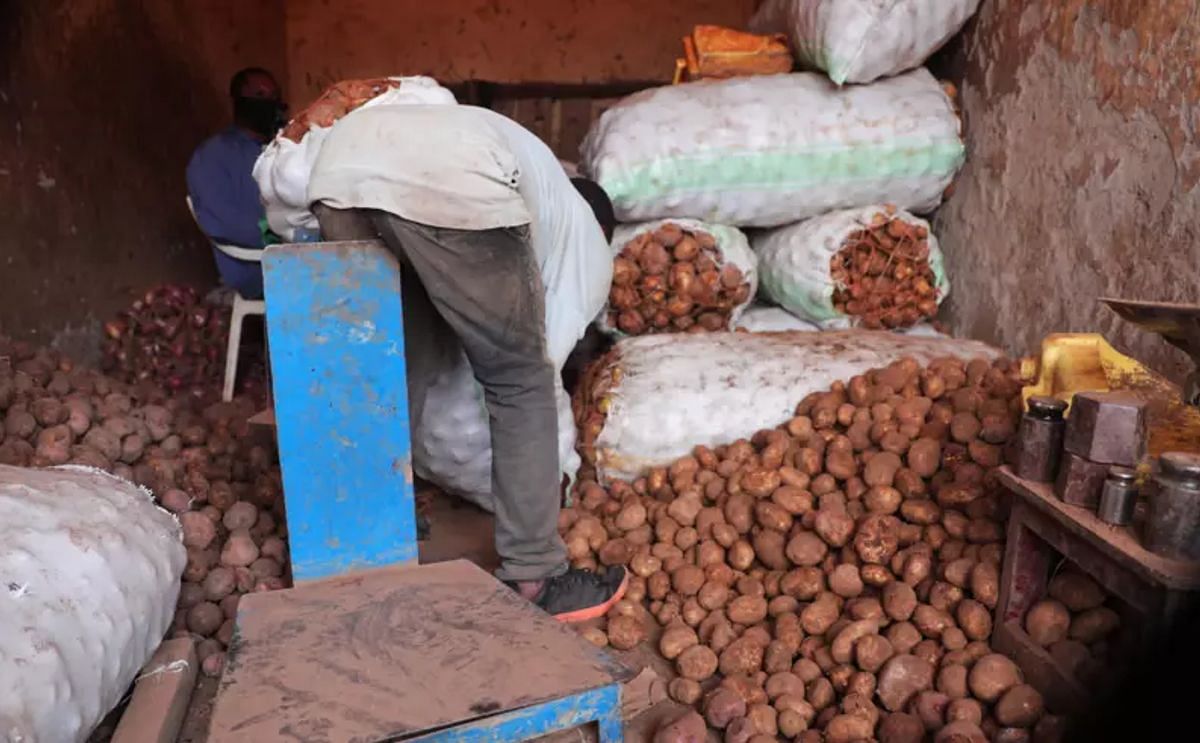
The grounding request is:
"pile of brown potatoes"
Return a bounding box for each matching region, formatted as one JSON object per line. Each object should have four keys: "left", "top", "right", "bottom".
{"left": 0, "top": 336, "right": 288, "bottom": 677}
{"left": 562, "top": 354, "right": 1071, "bottom": 742}
{"left": 1023, "top": 569, "right": 1122, "bottom": 689}
{"left": 829, "top": 211, "right": 941, "bottom": 331}
{"left": 607, "top": 222, "right": 752, "bottom": 336}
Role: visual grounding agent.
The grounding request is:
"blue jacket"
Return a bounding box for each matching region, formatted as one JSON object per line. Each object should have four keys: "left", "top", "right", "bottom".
{"left": 186, "top": 126, "right": 266, "bottom": 298}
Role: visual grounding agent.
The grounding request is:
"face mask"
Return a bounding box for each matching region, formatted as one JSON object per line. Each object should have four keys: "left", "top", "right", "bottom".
{"left": 234, "top": 96, "right": 287, "bottom": 138}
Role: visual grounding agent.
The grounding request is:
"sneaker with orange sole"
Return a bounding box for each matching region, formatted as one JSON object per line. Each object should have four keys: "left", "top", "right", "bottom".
{"left": 518, "top": 567, "right": 629, "bottom": 623}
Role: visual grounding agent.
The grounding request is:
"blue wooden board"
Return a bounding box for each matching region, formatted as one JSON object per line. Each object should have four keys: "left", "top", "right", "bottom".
{"left": 262, "top": 240, "right": 417, "bottom": 581}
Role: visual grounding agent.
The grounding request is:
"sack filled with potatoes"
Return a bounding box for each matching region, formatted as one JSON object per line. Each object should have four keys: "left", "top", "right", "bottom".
{"left": 754, "top": 205, "right": 951, "bottom": 331}
{"left": 601, "top": 219, "right": 758, "bottom": 337}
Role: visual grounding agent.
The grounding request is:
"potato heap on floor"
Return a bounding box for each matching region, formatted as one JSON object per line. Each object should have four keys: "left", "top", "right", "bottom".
{"left": 1, "top": 337, "right": 287, "bottom": 677}
{"left": 608, "top": 222, "right": 752, "bottom": 335}
{"left": 561, "top": 355, "right": 1069, "bottom": 742}
{"left": 100, "top": 284, "right": 268, "bottom": 402}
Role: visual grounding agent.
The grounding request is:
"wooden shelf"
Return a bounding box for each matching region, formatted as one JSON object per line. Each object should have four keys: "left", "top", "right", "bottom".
{"left": 991, "top": 620, "right": 1088, "bottom": 714}
{"left": 997, "top": 467, "right": 1200, "bottom": 591}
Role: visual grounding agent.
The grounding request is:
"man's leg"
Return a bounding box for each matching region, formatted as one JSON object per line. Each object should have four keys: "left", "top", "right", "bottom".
{"left": 367, "top": 213, "right": 567, "bottom": 583}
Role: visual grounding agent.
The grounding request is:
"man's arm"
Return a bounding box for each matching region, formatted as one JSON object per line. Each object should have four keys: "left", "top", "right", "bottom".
{"left": 186, "top": 145, "right": 266, "bottom": 250}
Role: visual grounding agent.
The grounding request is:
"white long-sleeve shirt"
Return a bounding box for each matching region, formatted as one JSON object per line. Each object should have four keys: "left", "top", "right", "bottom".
{"left": 307, "top": 104, "right": 532, "bottom": 230}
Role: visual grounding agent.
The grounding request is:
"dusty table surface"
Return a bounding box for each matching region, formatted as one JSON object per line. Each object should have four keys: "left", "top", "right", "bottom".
{"left": 997, "top": 467, "right": 1200, "bottom": 590}
{"left": 208, "top": 559, "right": 631, "bottom": 742}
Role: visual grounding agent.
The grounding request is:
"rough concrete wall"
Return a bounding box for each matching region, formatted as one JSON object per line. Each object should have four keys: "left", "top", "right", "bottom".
{"left": 937, "top": 0, "right": 1199, "bottom": 381}
{"left": 0, "top": 0, "right": 285, "bottom": 353}
{"left": 286, "top": 0, "right": 758, "bottom": 101}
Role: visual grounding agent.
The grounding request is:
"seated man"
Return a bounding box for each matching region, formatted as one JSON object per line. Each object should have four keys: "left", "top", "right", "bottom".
{"left": 187, "top": 67, "right": 287, "bottom": 299}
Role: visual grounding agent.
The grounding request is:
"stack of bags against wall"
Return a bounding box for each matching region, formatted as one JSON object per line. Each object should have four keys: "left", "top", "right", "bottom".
{"left": 580, "top": 0, "right": 981, "bottom": 336}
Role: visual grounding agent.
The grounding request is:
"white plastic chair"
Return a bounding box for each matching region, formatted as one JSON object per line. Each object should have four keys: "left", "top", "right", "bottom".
{"left": 185, "top": 197, "right": 267, "bottom": 402}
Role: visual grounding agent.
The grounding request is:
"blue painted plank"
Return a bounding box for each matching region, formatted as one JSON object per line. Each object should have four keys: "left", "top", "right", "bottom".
{"left": 408, "top": 684, "right": 622, "bottom": 743}
{"left": 262, "top": 241, "right": 418, "bottom": 581}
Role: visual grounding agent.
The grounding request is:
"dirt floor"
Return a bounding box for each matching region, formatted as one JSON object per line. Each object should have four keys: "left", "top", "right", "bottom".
{"left": 174, "top": 487, "right": 691, "bottom": 743}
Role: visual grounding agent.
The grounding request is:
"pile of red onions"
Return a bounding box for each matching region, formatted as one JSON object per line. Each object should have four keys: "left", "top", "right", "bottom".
{"left": 101, "top": 285, "right": 266, "bottom": 402}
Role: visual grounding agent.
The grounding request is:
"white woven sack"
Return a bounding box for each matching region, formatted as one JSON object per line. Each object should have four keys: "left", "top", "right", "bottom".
{"left": 750, "top": 0, "right": 982, "bottom": 84}
{"left": 753, "top": 205, "right": 950, "bottom": 329}
{"left": 253, "top": 76, "right": 456, "bottom": 242}
{"left": 580, "top": 69, "right": 963, "bottom": 227}
{"left": 586, "top": 331, "right": 999, "bottom": 482}
{"left": 599, "top": 219, "right": 757, "bottom": 336}
{"left": 0, "top": 465, "right": 186, "bottom": 742}
{"left": 735, "top": 305, "right": 820, "bottom": 333}
{"left": 408, "top": 110, "right": 612, "bottom": 510}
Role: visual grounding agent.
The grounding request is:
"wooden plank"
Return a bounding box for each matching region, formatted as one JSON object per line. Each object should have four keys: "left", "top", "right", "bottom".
{"left": 996, "top": 504, "right": 1051, "bottom": 625}
{"left": 405, "top": 684, "right": 621, "bottom": 743}
{"left": 111, "top": 638, "right": 198, "bottom": 743}
{"left": 1013, "top": 495, "right": 1161, "bottom": 614}
{"left": 247, "top": 408, "right": 275, "bottom": 429}
{"left": 992, "top": 621, "right": 1088, "bottom": 714}
{"left": 209, "top": 560, "right": 632, "bottom": 742}
{"left": 998, "top": 467, "right": 1200, "bottom": 590}
{"left": 262, "top": 241, "right": 418, "bottom": 580}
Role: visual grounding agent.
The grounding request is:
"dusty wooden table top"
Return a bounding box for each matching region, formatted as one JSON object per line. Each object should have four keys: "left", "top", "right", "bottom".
{"left": 209, "top": 559, "right": 631, "bottom": 742}
{"left": 998, "top": 466, "right": 1200, "bottom": 591}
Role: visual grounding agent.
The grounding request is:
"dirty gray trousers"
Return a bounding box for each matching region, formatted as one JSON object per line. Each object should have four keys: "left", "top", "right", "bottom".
{"left": 313, "top": 204, "right": 568, "bottom": 583}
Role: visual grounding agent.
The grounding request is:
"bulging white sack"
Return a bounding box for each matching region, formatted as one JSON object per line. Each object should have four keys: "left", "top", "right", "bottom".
{"left": 750, "top": 0, "right": 982, "bottom": 85}
{"left": 580, "top": 69, "right": 964, "bottom": 227}
{"left": 407, "top": 110, "right": 613, "bottom": 509}
{"left": 0, "top": 465, "right": 186, "bottom": 743}
{"left": 735, "top": 305, "right": 820, "bottom": 333}
{"left": 253, "top": 77, "right": 456, "bottom": 242}
{"left": 580, "top": 331, "right": 999, "bottom": 482}
{"left": 600, "top": 219, "right": 757, "bottom": 336}
{"left": 753, "top": 205, "right": 950, "bottom": 329}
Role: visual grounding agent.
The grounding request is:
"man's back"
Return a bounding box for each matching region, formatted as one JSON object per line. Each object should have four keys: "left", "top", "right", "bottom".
{"left": 308, "top": 104, "right": 531, "bottom": 231}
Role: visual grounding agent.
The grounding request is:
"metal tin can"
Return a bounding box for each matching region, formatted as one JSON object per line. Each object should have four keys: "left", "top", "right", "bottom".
{"left": 1015, "top": 396, "right": 1068, "bottom": 483}
{"left": 1144, "top": 452, "right": 1200, "bottom": 559}
{"left": 1097, "top": 466, "right": 1138, "bottom": 526}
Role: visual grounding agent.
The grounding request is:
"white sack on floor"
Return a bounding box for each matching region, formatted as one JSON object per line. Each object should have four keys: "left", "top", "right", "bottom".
{"left": 580, "top": 331, "right": 999, "bottom": 482}
{"left": 753, "top": 205, "right": 950, "bottom": 329}
{"left": 735, "top": 305, "right": 820, "bottom": 333}
{"left": 406, "top": 111, "right": 612, "bottom": 510}
{"left": 750, "top": 0, "right": 982, "bottom": 85}
{"left": 0, "top": 465, "right": 186, "bottom": 743}
{"left": 580, "top": 69, "right": 964, "bottom": 227}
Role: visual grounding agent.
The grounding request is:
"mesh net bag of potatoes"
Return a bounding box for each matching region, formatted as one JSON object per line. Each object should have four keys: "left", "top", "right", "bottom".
{"left": 562, "top": 351, "right": 1080, "bottom": 742}
{"left": 754, "top": 205, "right": 951, "bottom": 331}
{"left": 600, "top": 219, "right": 757, "bottom": 337}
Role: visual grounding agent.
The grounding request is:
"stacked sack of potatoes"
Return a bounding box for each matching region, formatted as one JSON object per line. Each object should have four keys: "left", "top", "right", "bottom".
{"left": 582, "top": 0, "right": 985, "bottom": 337}
{"left": 0, "top": 336, "right": 287, "bottom": 677}
{"left": 560, "top": 354, "right": 1072, "bottom": 743}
